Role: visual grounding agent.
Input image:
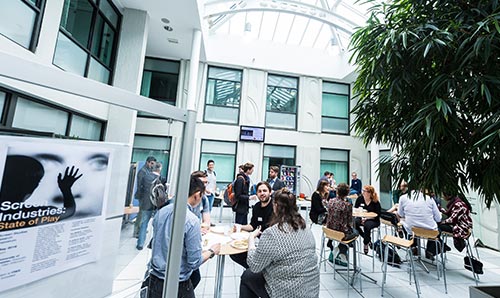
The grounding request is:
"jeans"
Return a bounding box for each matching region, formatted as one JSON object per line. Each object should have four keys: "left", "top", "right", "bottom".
{"left": 148, "top": 274, "right": 195, "bottom": 298}
{"left": 137, "top": 209, "right": 155, "bottom": 249}
{"left": 206, "top": 193, "right": 215, "bottom": 211}
{"left": 239, "top": 269, "right": 270, "bottom": 298}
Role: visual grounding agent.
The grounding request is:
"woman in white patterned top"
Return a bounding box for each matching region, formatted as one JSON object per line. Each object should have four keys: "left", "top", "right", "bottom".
{"left": 239, "top": 188, "right": 320, "bottom": 298}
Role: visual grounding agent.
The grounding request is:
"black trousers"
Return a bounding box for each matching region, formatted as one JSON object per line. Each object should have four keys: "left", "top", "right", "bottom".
{"left": 148, "top": 274, "right": 195, "bottom": 298}
{"left": 239, "top": 269, "right": 270, "bottom": 298}
{"left": 354, "top": 218, "right": 380, "bottom": 245}
{"left": 230, "top": 252, "right": 249, "bottom": 269}
{"left": 235, "top": 212, "right": 248, "bottom": 225}
{"left": 190, "top": 269, "right": 201, "bottom": 289}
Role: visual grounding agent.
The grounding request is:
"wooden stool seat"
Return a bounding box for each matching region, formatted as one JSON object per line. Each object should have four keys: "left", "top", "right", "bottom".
{"left": 382, "top": 235, "right": 413, "bottom": 248}
{"left": 322, "top": 226, "right": 358, "bottom": 244}
{"left": 412, "top": 227, "right": 439, "bottom": 240}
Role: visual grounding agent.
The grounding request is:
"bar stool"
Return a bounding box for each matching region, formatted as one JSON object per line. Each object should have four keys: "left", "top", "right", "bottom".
{"left": 381, "top": 234, "right": 420, "bottom": 297}
{"left": 320, "top": 226, "right": 362, "bottom": 295}
{"left": 411, "top": 227, "right": 447, "bottom": 293}
{"left": 358, "top": 224, "right": 382, "bottom": 272}
{"left": 441, "top": 229, "right": 479, "bottom": 285}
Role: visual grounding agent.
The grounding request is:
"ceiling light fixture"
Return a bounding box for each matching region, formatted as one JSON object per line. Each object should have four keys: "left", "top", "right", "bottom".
{"left": 164, "top": 25, "right": 173, "bottom": 32}
{"left": 161, "top": 18, "right": 170, "bottom": 24}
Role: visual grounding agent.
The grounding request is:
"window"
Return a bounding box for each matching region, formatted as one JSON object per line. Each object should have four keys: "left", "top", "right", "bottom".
{"left": 132, "top": 135, "right": 171, "bottom": 178}
{"left": 322, "top": 82, "right": 350, "bottom": 134}
{"left": 0, "top": 0, "right": 44, "bottom": 50}
{"left": 262, "top": 145, "right": 295, "bottom": 180}
{"left": 320, "top": 149, "right": 349, "bottom": 184}
{"left": 140, "top": 58, "right": 180, "bottom": 106}
{"left": 266, "top": 74, "right": 298, "bottom": 129}
{"left": 53, "top": 0, "right": 120, "bottom": 84}
{"left": 204, "top": 67, "right": 242, "bottom": 124}
{"left": 0, "top": 88, "right": 105, "bottom": 140}
{"left": 0, "top": 91, "right": 6, "bottom": 124}
{"left": 199, "top": 140, "right": 237, "bottom": 190}
{"left": 379, "top": 150, "right": 393, "bottom": 209}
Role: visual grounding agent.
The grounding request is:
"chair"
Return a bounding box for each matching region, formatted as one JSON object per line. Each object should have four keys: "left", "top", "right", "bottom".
{"left": 441, "top": 229, "right": 479, "bottom": 285}
{"left": 357, "top": 223, "right": 382, "bottom": 272}
{"left": 320, "top": 226, "right": 362, "bottom": 296}
{"left": 411, "top": 227, "right": 447, "bottom": 294}
{"left": 381, "top": 234, "right": 420, "bottom": 297}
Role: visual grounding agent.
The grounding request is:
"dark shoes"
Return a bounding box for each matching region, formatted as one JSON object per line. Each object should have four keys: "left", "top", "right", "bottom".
{"left": 136, "top": 245, "right": 143, "bottom": 250}
{"left": 335, "top": 254, "right": 348, "bottom": 267}
{"left": 364, "top": 244, "right": 369, "bottom": 255}
{"left": 425, "top": 251, "right": 435, "bottom": 261}
{"left": 411, "top": 247, "right": 419, "bottom": 256}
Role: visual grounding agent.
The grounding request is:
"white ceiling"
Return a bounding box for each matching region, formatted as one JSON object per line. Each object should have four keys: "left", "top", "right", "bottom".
{"left": 114, "top": 0, "right": 370, "bottom": 80}
{"left": 116, "top": 0, "right": 205, "bottom": 60}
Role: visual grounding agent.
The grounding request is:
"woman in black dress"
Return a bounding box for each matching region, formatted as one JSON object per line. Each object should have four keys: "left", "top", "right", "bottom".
{"left": 354, "top": 185, "right": 381, "bottom": 254}
{"left": 309, "top": 180, "right": 330, "bottom": 224}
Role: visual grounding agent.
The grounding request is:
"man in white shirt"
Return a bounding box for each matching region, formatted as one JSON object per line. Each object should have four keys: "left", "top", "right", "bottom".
{"left": 205, "top": 160, "right": 217, "bottom": 211}
{"left": 398, "top": 190, "right": 442, "bottom": 257}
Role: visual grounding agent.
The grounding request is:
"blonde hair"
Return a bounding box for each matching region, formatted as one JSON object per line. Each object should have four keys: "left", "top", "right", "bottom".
{"left": 363, "top": 185, "right": 379, "bottom": 203}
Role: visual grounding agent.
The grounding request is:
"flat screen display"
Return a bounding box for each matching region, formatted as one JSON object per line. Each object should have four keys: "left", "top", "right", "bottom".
{"left": 239, "top": 126, "right": 265, "bottom": 142}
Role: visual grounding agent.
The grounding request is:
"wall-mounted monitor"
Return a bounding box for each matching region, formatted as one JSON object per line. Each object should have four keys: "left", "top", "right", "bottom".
{"left": 239, "top": 125, "right": 265, "bottom": 142}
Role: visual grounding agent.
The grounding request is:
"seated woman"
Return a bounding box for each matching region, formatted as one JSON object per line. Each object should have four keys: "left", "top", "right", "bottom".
{"left": 326, "top": 183, "right": 357, "bottom": 266}
{"left": 309, "top": 180, "right": 330, "bottom": 224}
{"left": 439, "top": 192, "right": 473, "bottom": 252}
{"left": 240, "top": 189, "right": 320, "bottom": 298}
{"left": 354, "top": 185, "right": 382, "bottom": 254}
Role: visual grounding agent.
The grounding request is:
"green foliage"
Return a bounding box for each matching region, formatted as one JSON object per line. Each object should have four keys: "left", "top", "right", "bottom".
{"left": 350, "top": 0, "right": 500, "bottom": 207}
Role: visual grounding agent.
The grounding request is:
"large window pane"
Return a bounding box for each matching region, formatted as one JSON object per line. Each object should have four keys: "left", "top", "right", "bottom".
{"left": 12, "top": 98, "right": 68, "bottom": 135}
{"left": 262, "top": 145, "right": 295, "bottom": 180}
{"left": 60, "top": 0, "right": 93, "bottom": 47}
{"left": 91, "top": 15, "right": 115, "bottom": 67}
{"left": 0, "top": 91, "right": 5, "bottom": 119}
{"left": 70, "top": 114, "right": 102, "bottom": 140}
{"left": 0, "top": 0, "right": 37, "bottom": 48}
{"left": 379, "top": 150, "right": 393, "bottom": 209}
{"left": 200, "top": 140, "right": 236, "bottom": 189}
{"left": 266, "top": 74, "right": 298, "bottom": 129}
{"left": 140, "top": 58, "right": 180, "bottom": 107}
{"left": 322, "top": 81, "right": 350, "bottom": 134}
{"left": 53, "top": 32, "right": 88, "bottom": 75}
{"left": 88, "top": 58, "right": 110, "bottom": 83}
{"left": 99, "top": 0, "right": 119, "bottom": 27}
{"left": 320, "top": 149, "right": 348, "bottom": 184}
{"left": 322, "top": 93, "right": 348, "bottom": 117}
{"left": 132, "top": 135, "right": 171, "bottom": 178}
{"left": 205, "top": 67, "right": 242, "bottom": 124}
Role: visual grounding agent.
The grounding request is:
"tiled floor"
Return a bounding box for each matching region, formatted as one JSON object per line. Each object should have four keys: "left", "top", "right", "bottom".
{"left": 110, "top": 207, "right": 500, "bottom": 298}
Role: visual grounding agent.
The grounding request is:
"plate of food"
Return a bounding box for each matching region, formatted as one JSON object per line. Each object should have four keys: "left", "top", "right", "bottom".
{"left": 230, "top": 231, "right": 249, "bottom": 240}
{"left": 230, "top": 239, "right": 249, "bottom": 250}
{"left": 210, "top": 226, "right": 226, "bottom": 234}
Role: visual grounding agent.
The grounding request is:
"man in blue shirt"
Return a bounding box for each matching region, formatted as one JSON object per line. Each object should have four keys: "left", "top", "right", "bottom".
{"left": 148, "top": 176, "right": 220, "bottom": 298}
{"left": 350, "top": 172, "right": 362, "bottom": 195}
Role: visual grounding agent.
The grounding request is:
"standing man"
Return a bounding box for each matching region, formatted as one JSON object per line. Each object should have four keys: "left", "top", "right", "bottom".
{"left": 350, "top": 172, "right": 362, "bottom": 195}
{"left": 136, "top": 162, "right": 162, "bottom": 250}
{"left": 148, "top": 176, "right": 220, "bottom": 298}
{"left": 266, "top": 166, "right": 284, "bottom": 193}
{"left": 234, "top": 162, "right": 257, "bottom": 225}
{"left": 134, "top": 156, "right": 156, "bottom": 238}
{"left": 205, "top": 160, "right": 217, "bottom": 211}
{"left": 230, "top": 181, "right": 274, "bottom": 268}
{"left": 317, "top": 171, "right": 331, "bottom": 188}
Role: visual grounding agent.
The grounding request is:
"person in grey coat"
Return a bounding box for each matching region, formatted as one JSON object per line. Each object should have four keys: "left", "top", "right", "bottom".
{"left": 240, "top": 188, "right": 320, "bottom": 298}
{"left": 133, "top": 156, "right": 156, "bottom": 240}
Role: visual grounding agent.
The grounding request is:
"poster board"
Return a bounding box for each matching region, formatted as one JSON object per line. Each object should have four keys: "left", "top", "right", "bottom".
{"left": 0, "top": 136, "right": 114, "bottom": 292}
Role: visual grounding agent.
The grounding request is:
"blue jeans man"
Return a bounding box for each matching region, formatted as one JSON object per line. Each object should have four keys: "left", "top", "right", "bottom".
{"left": 136, "top": 209, "right": 155, "bottom": 250}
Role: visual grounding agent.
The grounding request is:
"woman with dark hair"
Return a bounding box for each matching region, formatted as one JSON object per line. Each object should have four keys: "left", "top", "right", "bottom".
{"left": 239, "top": 188, "right": 320, "bottom": 298}
{"left": 354, "top": 185, "right": 381, "bottom": 254}
{"left": 439, "top": 192, "right": 473, "bottom": 252}
{"left": 309, "top": 180, "right": 330, "bottom": 224}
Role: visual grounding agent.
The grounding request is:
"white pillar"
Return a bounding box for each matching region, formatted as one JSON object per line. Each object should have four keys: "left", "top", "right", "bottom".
{"left": 105, "top": 9, "right": 149, "bottom": 144}
{"left": 164, "top": 29, "right": 202, "bottom": 298}
{"left": 370, "top": 140, "right": 380, "bottom": 195}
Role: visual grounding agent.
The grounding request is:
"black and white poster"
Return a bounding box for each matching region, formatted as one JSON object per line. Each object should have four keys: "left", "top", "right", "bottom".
{"left": 0, "top": 137, "right": 113, "bottom": 291}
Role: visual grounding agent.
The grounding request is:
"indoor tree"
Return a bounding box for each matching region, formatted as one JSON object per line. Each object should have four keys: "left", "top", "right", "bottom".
{"left": 349, "top": 0, "right": 500, "bottom": 207}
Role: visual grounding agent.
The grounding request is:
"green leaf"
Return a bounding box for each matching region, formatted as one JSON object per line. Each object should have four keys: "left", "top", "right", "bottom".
{"left": 424, "top": 42, "right": 432, "bottom": 57}
{"left": 402, "top": 31, "right": 407, "bottom": 48}
{"left": 436, "top": 98, "right": 442, "bottom": 111}
{"left": 481, "top": 83, "right": 492, "bottom": 105}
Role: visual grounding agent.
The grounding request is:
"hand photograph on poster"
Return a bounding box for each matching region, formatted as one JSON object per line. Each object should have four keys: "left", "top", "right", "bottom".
{"left": 0, "top": 144, "right": 110, "bottom": 231}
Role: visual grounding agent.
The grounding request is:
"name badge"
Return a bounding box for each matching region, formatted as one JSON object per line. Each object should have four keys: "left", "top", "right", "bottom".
{"left": 258, "top": 217, "right": 263, "bottom": 222}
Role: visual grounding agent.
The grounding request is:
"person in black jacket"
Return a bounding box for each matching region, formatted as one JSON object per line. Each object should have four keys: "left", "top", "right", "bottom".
{"left": 309, "top": 180, "right": 330, "bottom": 224}
{"left": 234, "top": 162, "right": 257, "bottom": 225}
{"left": 266, "top": 165, "right": 285, "bottom": 193}
{"left": 354, "top": 185, "right": 381, "bottom": 254}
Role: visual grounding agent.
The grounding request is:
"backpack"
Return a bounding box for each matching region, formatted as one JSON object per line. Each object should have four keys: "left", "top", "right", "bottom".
{"left": 150, "top": 178, "right": 168, "bottom": 208}
{"left": 373, "top": 240, "right": 402, "bottom": 267}
{"left": 223, "top": 176, "right": 245, "bottom": 210}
